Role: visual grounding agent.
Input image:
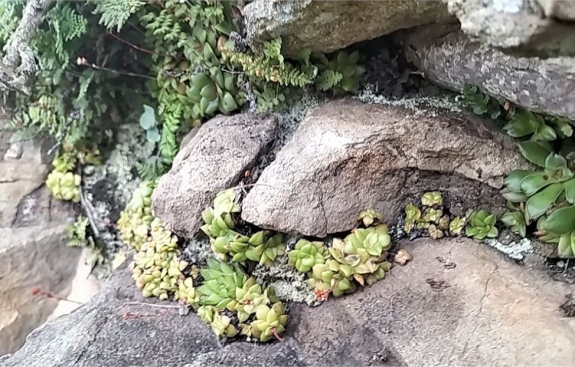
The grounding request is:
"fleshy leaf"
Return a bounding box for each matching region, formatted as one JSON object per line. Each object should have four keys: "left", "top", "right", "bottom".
{"left": 541, "top": 206, "right": 575, "bottom": 235}
{"left": 139, "top": 104, "right": 156, "bottom": 130}
{"left": 517, "top": 141, "right": 552, "bottom": 167}
{"left": 524, "top": 183, "right": 564, "bottom": 221}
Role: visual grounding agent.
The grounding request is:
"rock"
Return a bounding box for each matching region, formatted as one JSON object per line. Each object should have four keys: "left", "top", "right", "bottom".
{"left": 445, "top": 0, "right": 575, "bottom": 57}
{"left": 244, "top": 0, "right": 455, "bottom": 56}
{"left": 241, "top": 99, "right": 526, "bottom": 237}
{"left": 0, "top": 129, "right": 81, "bottom": 355}
{"left": 401, "top": 26, "right": 575, "bottom": 119}
{"left": 3, "top": 238, "right": 574, "bottom": 367}
{"left": 153, "top": 114, "right": 277, "bottom": 238}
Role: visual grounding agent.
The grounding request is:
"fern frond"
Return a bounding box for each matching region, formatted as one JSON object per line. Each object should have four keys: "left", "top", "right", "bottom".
{"left": 92, "top": 0, "right": 145, "bottom": 31}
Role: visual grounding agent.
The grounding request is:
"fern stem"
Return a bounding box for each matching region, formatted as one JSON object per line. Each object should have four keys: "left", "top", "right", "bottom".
{"left": 107, "top": 29, "right": 155, "bottom": 55}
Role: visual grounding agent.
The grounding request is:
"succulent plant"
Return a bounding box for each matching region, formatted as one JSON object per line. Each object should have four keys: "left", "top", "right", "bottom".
{"left": 359, "top": 208, "right": 382, "bottom": 227}
{"left": 428, "top": 224, "right": 444, "bottom": 240}
{"left": 319, "top": 50, "right": 366, "bottom": 93}
{"left": 465, "top": 210, "right": 498, "bottom": 241}
{"left": 557, "top": 232, "right": 575, "bottom": 258}
{"left": 186, "top": 67, "right": 243, "bottom": 119}
{"left": 197, "top": 306, "right": 239, "bottom": 338}
{"left": 196, "top": 258, "right": 246, "bottom": 310}
{"left": 174, "top": 276, "right": 199, "bottom": 307}
{"left": 394, "top": 249, "right": 412, "bottom": 266}
{"left": 423, "top": 208, "right": 443, "bottom": 223}
{"left": 249, "top": 302, "right": 289, "bottom": 342}
{"left": 131, "top": 218, "right": 186, "bottom": 301}
{"left": 449, "top": 216, "right": 466, "bottom": 236}
{"left": 52, "top": 151, "right": 77, "bottom": 173}
{"left": 500, "top": 211, "right": 527, "bottom": 237}
{"left": 403, "top": 203, "right": 422, "bottom": 234}
{"left": 66, "top": 216, "right": 89, "bottom": 247}
{"left": 288, "top": 239, "right": 328, "bottom": 273}
{"left": 46, "top": 170, "right": 81, "bottom": 202}
{"left": 117, "top": 181, "right": 156, "bottom": 251}
{"left": 202, "top": 190, "right": 285, "bottom": 266}
{"left": 421, "top": 191, "right": 443, "bottom": 207}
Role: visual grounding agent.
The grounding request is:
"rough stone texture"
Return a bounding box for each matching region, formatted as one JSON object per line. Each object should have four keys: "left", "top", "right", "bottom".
{"left": 536, "top": 0, "right": 575, "bottom": 20}
{"left": 241, "top": 99, "right": 527, "bottom": 237}
{"left": 153, "top": 113, "right": 277, "bottom": 238}
{"left": 402, "top": 25, "right": 575, "bottom": 120}
{"left": 3, "top": 238, "right": 574, "bottom": 367}
{"left": 244, "top": 0, "right": 455, "bottom": 56}
{"left": 0, "top": 129, "right": 80, "bottom": 356}
{"left": 445, "top": 0, "right": 575, "bottom": 57}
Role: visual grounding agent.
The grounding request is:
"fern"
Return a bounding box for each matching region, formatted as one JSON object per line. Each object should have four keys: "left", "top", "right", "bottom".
{"left": 92, "top": 0, "right": 145, "bottom": 32}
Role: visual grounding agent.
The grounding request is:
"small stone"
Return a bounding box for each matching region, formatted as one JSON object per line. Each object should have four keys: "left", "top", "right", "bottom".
{"left": 557, "top": 261, "right": 565, "bottom": 268}
{"left": 4, "top": 142, "right": 23, "bottom": 160}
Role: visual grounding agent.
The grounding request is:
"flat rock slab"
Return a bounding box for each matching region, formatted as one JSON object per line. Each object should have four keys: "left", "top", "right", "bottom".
{"left": 3, "top": 238, "right": 574, "bottom": 367}
{"left": 152, "top": 114, "right": 277, "bottom": 238}
{"left": 244, "top": 0, "right": 454, "bottom": 56}
{"left": 241, "top": 99, "right": 527, "bottom": 237}
{"left": 403, "top": 26, "right": 575, "bottom": 119}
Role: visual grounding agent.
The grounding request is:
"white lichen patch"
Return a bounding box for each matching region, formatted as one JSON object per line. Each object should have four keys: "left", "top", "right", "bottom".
{"left": 182, "top": 237, "right": 213, "bottom": 264}
{"left": 357, "top": 84, "right": 463, "bottom": 117}
{"left": 484, "top": 237, "right": 534, "bottom": 261}
{"left": 253, "top": 251, "right": 320, "bottom": 307}
{"left": 273, "top": 91, "right": 325, "bottom": 148}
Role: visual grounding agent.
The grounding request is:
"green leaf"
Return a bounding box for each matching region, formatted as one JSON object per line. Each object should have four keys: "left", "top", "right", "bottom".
{"left": 520, "top": 172, "right": 557, "bottom": 196}
{"left": 525, "top": 183, "right": 564, "bottom": 221}
{"left": 505, "top": 170, "right": 535, "bottom": 193}
{"left": 222, "top": 92, "right": 238, "bottom": 113}
{"left": 502, "top": 190, "right": 528, "bottom": 203}
{"left": 504, "top": 115, "right": 538, "bottom": 137}
{"left": 532, "top": 124, "right": 557, "bottom": 141}
{"left": 558, "top": 233, "right": 575, "bottom": 258}
{"left": 139, "top": 105, "right": 156, "bottom": 130}
{"left": 545, "top": 153, "right": 567, "bottom": 170}
{"left": 517, "top": 141, "right": 552, "bottom": 167}
{"left": 541, "top": 206, "right": 575, "bottom": 235}
{"left": 564, "top": 179, "right": 575, "bottom": 204}
{"left": 146, "top": 127, "right": 161, "bottom": 143}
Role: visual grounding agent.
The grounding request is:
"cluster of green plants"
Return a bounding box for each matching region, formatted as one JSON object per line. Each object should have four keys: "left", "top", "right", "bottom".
{"left": 92, "top": 0, "right": 366, "bottom": 179}
{"left": 129, "top": 194, "right": 289, "bottom": 342}
{"left": 201, "top": 189, "right": 286, "bottom": 266}
{"left": 459, "top": 85, "right": 575, "bottom": 257}
{"left": 288, "top": 209, "right": 393, "bottom": 300}
{"left": 117, "top": 180, "right": 156, "bottom": 252}
{"left": 402, "top": 191, "right": 498, "bottom": 243}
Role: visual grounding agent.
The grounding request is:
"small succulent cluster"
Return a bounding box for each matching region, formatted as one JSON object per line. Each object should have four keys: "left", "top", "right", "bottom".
{"left": 465, "top": 210, "right": 499, "bottom": 241}
{"left": 117, "top": 180, "right": 156, "bottom": 251}
{"left": 201, "top": 189, "right": 286, "bottom": 266}
{"left": 501, "top": 143, "right": 575, "bottom": 257}
{"left": 403, "top": 192, "right": 465, "bottom": 239}
{"left": 288, "top": 209, "right": 393, "bottom": 301}
{"left": 195, "top": 258, "right": 287, "bottom": 342}
{"left": 46, "top": 142, "right": 102, "bottom": 203}
{"left": 66, "top": 215, "right": 89, "bottom": 247}
{"left": 131, "top": 218, "right": 194, "bottom": 301}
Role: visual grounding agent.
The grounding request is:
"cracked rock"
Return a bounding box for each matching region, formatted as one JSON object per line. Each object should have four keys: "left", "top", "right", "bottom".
{"left": 241, "top": 99, "right": 527, "bottom": 237}
{"left": 153, "top": 113, "right": 277, "bottom": 238}
{"left": 401, "top": 25, "right": 575, "bottom": 119}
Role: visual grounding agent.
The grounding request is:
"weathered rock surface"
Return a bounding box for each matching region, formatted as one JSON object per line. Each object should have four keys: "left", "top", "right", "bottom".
{"left": 153, "top": 114, "right": 277, "bottom": 238}
{"left": 402, "top": 26, "right": 575, "bottom": 119}
{"left": 0, "top": 129, "right": 80, "bottom": 355}
{"left": 244, "top": 0, "right": 455, "bottom": 56}
{"left": 3, "top": 238, "right": 574, "bottom": 367}
{"left": 241, "top": 99, "right": 527, "bottom": 237}
{"left": 445, "top": 0, "right": 575, "bottom": 57}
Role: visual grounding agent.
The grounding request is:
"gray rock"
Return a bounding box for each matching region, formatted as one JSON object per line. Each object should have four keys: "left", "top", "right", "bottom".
{"left": 241, "top": 99, "right": 527, "bottom": 237}
{"left": 244, "top": 0, "right": 455, "bottom": 56}
{"left": 153, "top": 113, "right": 277, "bottom": 238}
{"left": 0, "top": 130, "right": 79, "bottom": 355}
{"left": 3, "top": 238, "right": 574, "bottom": 367}
{"left": 445, "top": 0, "right": 575, "bottom": 57}
{"left": 402, "top": 26, "right": 575, "bottom": 119}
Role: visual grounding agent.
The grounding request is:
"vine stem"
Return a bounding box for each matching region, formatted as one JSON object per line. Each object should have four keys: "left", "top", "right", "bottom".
{"left": 31, "top": 286, "right": 84, "bottom": 305}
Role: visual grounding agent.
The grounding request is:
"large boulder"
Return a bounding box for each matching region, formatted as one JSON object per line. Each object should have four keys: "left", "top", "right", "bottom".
{"left": 241, "top": 99, "right": 527, "bottom": 237}
{"left": 401, "top": 25, "right": 575, "bottom": 120}
{"left": 153, "top": 114, "right": 277, "bottom": 238}
{"left": 244, "top": 0, "right": 455, "bottom": 56}
{"left": 0, "top": 130, "right": 81, "bottom": 355}
{"left": 444, "top": 0, "right": 575, "bottom": 57}
{"left": 2, "top": 238, "right": 574, "bottom": 367}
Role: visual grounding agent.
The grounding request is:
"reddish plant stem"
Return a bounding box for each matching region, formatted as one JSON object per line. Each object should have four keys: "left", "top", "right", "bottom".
{"left": 271, "top": 327, "right": 284, "bottom": 342}
{"left": 31, "top": 287, "right": 84, "bottom": 305}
